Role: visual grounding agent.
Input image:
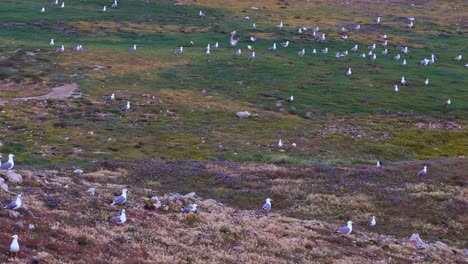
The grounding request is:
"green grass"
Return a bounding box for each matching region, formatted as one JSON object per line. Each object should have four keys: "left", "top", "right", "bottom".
{"left": 0, "top": 0, "right": 467, "bottom": 166}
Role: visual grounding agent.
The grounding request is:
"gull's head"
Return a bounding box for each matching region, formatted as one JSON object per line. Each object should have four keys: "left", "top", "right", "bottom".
{"left": 423, "top": 166, "right": 427, "bottom": 170}
{"left": 372, "top": 216, "right": 376, "bottom": 220}
{"left": 347, "top": 221, "right": 353, "bottom": 225}
{"left": 266, "top": 198, "right": 272, "bottom": 203}
{"left": 9, "top": 154, "right": 14, "bottom": 158}
{"left": 12, "top": 235, "right": 18, "bottom": 239}
{"left": 192, "top": 203, "right": 198, "bottom": 209}
{"left": 122, "top": 188, "right": 128, "bottom": 194}
{"left": 17, "top": 194, "right": 22, "bottom": 198}
{"left": 121, "top": 209, "right": 126, "bottom": 214}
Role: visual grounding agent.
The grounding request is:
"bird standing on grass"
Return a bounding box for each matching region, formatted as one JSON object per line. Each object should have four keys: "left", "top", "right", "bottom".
{"left": 278, "top": 139, "right": 283, "bottom": 148}
{"left": 4, "top": 194, "right": 22, "bottom": 210}
{"left": 394, "top": 84, "right": 399, "bottom": 93}
{"left": 369, "top": 216, "right": 376, "bottom": 227}
{"left": 444, "top": 99, "right": 451, "bottom": 106}
{"left": 121, "top": 101, "right": 131, "bottom": 111}
{"left": 129, "top": 44, "right": 137, "bottom": 52}
{"left": 276, "top": 21, "right": 284, "bottom": 30}
{"left": 40, "top": 7, "right": 45, "bottom": 13}
{"left": 248, "top": 52, "right": 255, "bottom": 62}
{"left": 174, "top": 46, "right": 183, "bottom": 54}
{"left": 336, "top": 221, "right": 353, "bottom": 235}
{"left": 416, "top": 166, "right": 427, "bottom": 176}
{"left": 424, "top": 78, "right": 429, "bottom": 85}
{"left": 400, "top": 76, "right": 408, "bottom": 85}
{"left": 110, "top": 209, "right": 126, "bottom": 224}
{"left": 111, "top": 0, "right": 118, "bottom": 8}
{"left": 376, "top": 161, "right": 382, "bottom": 169}
{"left": 181, "top": 204, "right": 198, "bottom": 213}
{"left": 50, "top": 39, "right": 55, "bottom": 45}
{"left": 297, "top": 49, "right": 305, "bottom": 57}
{"left": 235, "top": 49, "right": 241, "bottom": 56}
{"left": 346, "top": 68, "right": 352, "bottom": 76}
{"left": 0, "top": 154, "right": 15, "bottom": 170}
{"left": 262, "top": 198, "right": 272, "bottom": 211}
{"left": 9, "top": 235, "right": 20, "bottom": 259}
{"left": 111, "top": 189, "right": 127, "bottom": 205}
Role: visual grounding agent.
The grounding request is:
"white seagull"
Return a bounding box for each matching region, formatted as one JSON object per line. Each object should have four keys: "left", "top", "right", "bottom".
{"left": 369, "top": 216, "right": 376, "bottom": 227}
{"left": 51, "top": 0, "right": 58, "bottom": 6}
{"left": 400, "top": 76, "right": 408, "bottom": 85}
{"left": 109, "top": 93, "right": 115, "bottom": 100}
{"left": 230, "top": 31, "right": 239, "bottom": 46}
{"left": 416, "top": 166, "right": 427, "bottom": 175}
{"left": 394, "top": 84, "right": 399, "bottom": 93}
{"left": 50, "top": 39, "right": 55, "bottom": 45}
{"left": 205, "top": 44, "right": 211, "bottom": 54}
{"left": 276, "top": 21, "right": 284, "bottom": 30}
{"left": 199, "top": 11, "right": 205, "bottom": 17}
{"left": 0, "top": 154, "right": 15, "bottom": 170}
{"left": 4, "top": 194, "right": 21, "bottom": 210}
{"left": 268, "top": 43, "right": 277, "bottom": 51}
{"left": 262, "top": 198, "right": 272, "bottom": 211}
{"left": 252, "top": 23, "right": 256, "bottom": 30}
{"left": 297, "top": 49, "right": 305, "bottom": 57}
{"left": 382, "top": 49, "right": 388, "bottom": 55}
{"left": 248, "top": 51, "right": 255, "bottom": 62}
{"left": 55, "top": 43, "right": 64, "bottom": 52}
{"left": 280, "top": 41, "right": 289, "bottom": 48}
{"left": 250, "top": 36, "right": 257, "bottom": 42}
{"left": 129, "top": 44, "right": 137, "bottom": 52}
{"left": 376, "top": 161, "right": 382, "bottom": 169}
{"left": 121, "top": 101, "right": 131, "bottom": 111}
{"left": 110, "top": 209, "right": 126, "bottom": 224}
{"left": 336, "top": 221, "right": 353, "bottom": 235}
{"left": 445, "top": 99, "right": 451, "bottom": 106}
{"left": 40, "top": 7, "right": 46, "bottom": 13}
{"left": 424, "top": 78, "right": 429, "bottom": 85}
{"left": 111, "top": 0, "right": 118, "bottom": 8}
{"left": 247, "top": 45, "right": 254, "bottom": 51}
{"left": 181, "top": 203, "right": 198, "bottom": 213}
{"left": 351, "top": 45, "right": 358, "bottom": 52}
{"left": 9, "top": 235, "right": 20, "bottom": 258}
{"left": 376, "top": 17, "right": 381, "bottom": 23}
{"left": 174, "top": 46, "right": 183, "bottom": 54}
{"left": 111, "top": 189, "right": 127, "bottom": 205}
{"left": 454, "top": 55, "right": 462, "bottom": 61}
{"left": 346, "top": 68, "right": 352, "bottom": 76}
{"left": 402, "top": 59, "right": 407, "bottom": 65}
{"left": 393, "top": 54, "right": 400, "bottom": 60}
{"left": 321, "top": 47, "right": 328, "bottom": 54}
{"left": 287, "top": 95, "right": 294, "bottom": 102}
{"left": 235, "top": 49, "right": 242, "bottom": 56}
{"left": 278, "top": 139, "right": 283, "bottom": 148}
{"left": 60, "top": 2, "right": 65, "bottom": 8}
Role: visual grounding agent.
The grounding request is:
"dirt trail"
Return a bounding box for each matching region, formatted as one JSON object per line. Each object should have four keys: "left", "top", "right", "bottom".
{"left": 0, "top": 83, "right": 79, "bottom": 105}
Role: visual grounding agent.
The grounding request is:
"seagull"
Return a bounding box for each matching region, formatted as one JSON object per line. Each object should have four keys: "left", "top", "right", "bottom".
{"left": 454, "top": 55, "right": 462, "bottom": 61}
{"left": 416, "top": 166, "right": 427, "bottom": 175}
{"left": 230, "top": 31, "right": 239, "bottom": 46}
{"left": 181, "top": 203, "right": 198, "bottom": 213}
{"left": 276, "top": 21, "right": 284, "bottom": 30}
{"left": 379, "top": 34, "right": 388, "bottom": 39}
{"left": 336, "top": 221, "right": 353, "bottom": 235}
{"left": 408, "top": 17, "right": 415, "bottom": 22}
{"left": 370, "top": 54, "right": 377, "bottom": 61}
{"left": 359, "top": 53, "right": 366, "bottom": 58}
{"left": 268, "top": 43, "right": 277, "bottom": 51}
{"left": 280, "top": 41, "right": 289, "bottom": 48}
{"left": 4, "top": 194, "right": 21, "bottom": 210}
{"left": 242, "top": 16, "right": 250, "bottom": 22}
{"left": 121, "top": 101, "right": 131, "bottom": 111}
{"left": 298, "top": 28, "right": 303, "bottom": 34}
{"left": 355, "top": 24, "right": 361, "bottom": 30}
{"left": 445, "top": 99, "right": 451, "bottom": 106}
{"left": 111, "top": 0, "right": 118, "bottom": 8}
{"left": 376, "top": 17, "right": 381, "bottom": 23}
{"left": 312, "top": 49, "right": 317, "bottom": 54}
{"left": 248, "top": 51, "right": 255, "bottom": 62}
{"left": 9, "top": 235, "right": 20, "bottom": 258}
{"left": 316, "top": 33, "right": 326, "bottom": 42}
{"left": 424, "top": 78, "right": 429, "bottom": 85}
{"left": 40, "top": 7, "right": 46, "bottom": 13}
{"left": 402, "top": 59, "right": 407, "bottom": 65}
{"left": 321, "top": 47, "right": 328, "bottom": 54}
{"left": 407, "top": 21, "right": 414, "bottom": 28}
{"left": 60, "top": 2, "right": 65, "bottom": 8}
{"left": 346, "top": 68, "right": 352, "bottom": 76}
{"left": 351, "top": 45, "right": 358, "bottom": 52}
{"left": 369, "top": 216, "right": 376, "bottom": 227}
{"left": 287, "top": 95, "right": 294, "bottom": 102}
{"left": 252, "top": 23, "right": 256, "bottom": 30}
{"left": 50, "top": 39, "right": 55, "bottom": 45}
{"left": 109, "top": 93, "right": 115, "bottom": 100}
{"left": 262, "top": 198, "right": 272, "bottom": 211}
{"left": 394, "top": 84, "right": 399, "bottom": 93}
{"left": 250, "top": 36, "right": 257, "bottom": 42}
{"left": 420, "top": 58, "right": 429, "bottom": 66}
{"left": 369, "top": 43, "right": 376, "bottom": 50}
{"left": 394, "top": 54, "right": 400, "bottom": 60}
{"left": 100, "top": 6, "right": 107, "bottom": 12}
{"left": 51, "top": 0, "right": 58, "bottom": 6}
{"left": 341, "top": 35, "right": 348, "bottom": 40}
{"left": 341, "top": 27, "right": 348, "bottom": 33}
{"left": 247, "top": 45, "right": 254, "bottom": 51}
{"left": 382, "top": 40, "right": 388, "bottom": 46}
{"left": 111, "top": 189, "right": 127, "bottom": 205}
{"left": 212, "top": 42, "right": 219, "bottom": 49}
{"left": 278, "top": 139, "right": 283, "bottom": 148}
{"left": 174, "top": 46, "right": 183, "bottom": 54}
{"left": 199, "top": 11, "right": 205, "bottom": 17}
{"left": 291, "top": 143, "right": 297, "bottom": 148}
{"left": 0, "top": 154, "right": 15, "bottom": 170}
{"left": 430, "top": 54, "right": 437, "bottom": 63}
{"left": 401, "top": 47, "right": 409, "bottom": 54}
{"left": 205, "top": 44, "right": 211, "bottom": 54}
{"left": 110, "top": 209, "right": 126, "bottom": 224}
{"left": 401, "top": 76, "right": 407, "bottom": 85}
{"left": 73, "top": 45, "right": 82, "bottom": 51}
{"left": 235, "top": 49, "right": 242, "bottom": 56}
{"left": 382, "top": 49, "right": 388, "bottom": 55}
{"left": 376, "top": 161, "right": 382, "bottom": 169}
{"left": 129, "top": 44, "right": 137, "bottom": 52}
{"left": 297, "top": 49, "right": 305, "bottom": 57}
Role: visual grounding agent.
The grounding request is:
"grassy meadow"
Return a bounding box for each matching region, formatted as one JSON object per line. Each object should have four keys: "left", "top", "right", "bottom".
{"left": 0, "top": 0, "right": 467, "bottom": 262}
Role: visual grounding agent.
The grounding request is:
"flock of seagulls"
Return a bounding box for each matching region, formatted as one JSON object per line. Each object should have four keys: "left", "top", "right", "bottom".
{"left": 3, "top": 1, "right": 464, "bottom": 258}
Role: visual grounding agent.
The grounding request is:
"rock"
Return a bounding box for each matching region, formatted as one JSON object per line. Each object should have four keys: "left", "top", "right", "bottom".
{"left": 14, "top": 221, "right": 24, "bottom": 229}
{"left": 236, "top": 111, "right": 251, "bottom": 118}
{"left": 1, "top": 183, "right": 8, "bottom": 192}
{"left": 74, "top": 169, "right": 84, "bottom": 174}
{"left": 168, "top": 193, "right": 182, "bottom": 201}
{"left": 409, "top": 233, "right": 428, "bottom": 249}
{"left": 184, "top": 192, "right": 197, "bottom": 199}
{"left": 29, "top": 223, "right": 35, "bottom": 230}
{"left": 9, "top": 211, "right": 20, "bottom": 218}
{"left": 463, "top": 249, "right": 468, "bottom": 255}
{"left": 6, "top": 170, "right": 23, "bottom": 183}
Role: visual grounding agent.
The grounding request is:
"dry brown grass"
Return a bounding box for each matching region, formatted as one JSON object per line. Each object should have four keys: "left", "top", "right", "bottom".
{"left": 71, "top": 21, "right": 208, "bottom": 35}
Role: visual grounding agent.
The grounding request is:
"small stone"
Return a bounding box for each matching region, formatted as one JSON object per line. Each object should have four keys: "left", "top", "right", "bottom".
{"left": 14, "top": 221, "right": 24, "bottom": 229}
{"left": 409, "top": 233, "right": 428, "bottom": 249}
{"left": 168, "top": 193, "right": 182, "bottom": 201}
{"left": 184, "top": 192, "right": 197, "bottom": 198}
{"left": 86, "top": 187, "right": 96, "bottom": 196}
{"left": 74, "top": 169, "right": 84, "bottom": 174}
{"left": 29, "top": 223, "right": 35, "bottom": 230}
{"left": 6, "top": 170, "right": 23, "bottom": 183}
{"left": 1, "top": 183, "right": 8, "bottom": 192}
